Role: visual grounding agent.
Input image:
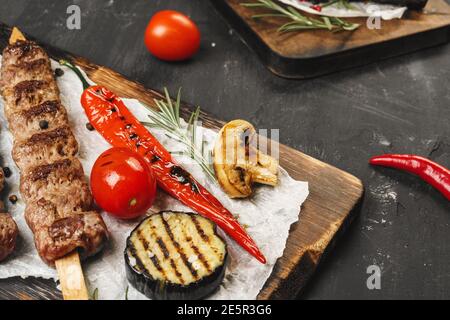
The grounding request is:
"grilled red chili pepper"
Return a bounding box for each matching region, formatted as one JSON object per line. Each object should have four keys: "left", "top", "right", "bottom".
{"left": 370, "top": 154, "right": 450, "bottom": 201}
{"left": 62, "top": 61, "right": 266, "bottom": 263}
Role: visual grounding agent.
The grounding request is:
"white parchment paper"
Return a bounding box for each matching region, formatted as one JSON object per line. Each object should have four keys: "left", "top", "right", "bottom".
{"left": 0, "top": 58, "right": 309, "bottom": 300}
{"left": 279, "top": 0, "right": 407, "bottom": 19}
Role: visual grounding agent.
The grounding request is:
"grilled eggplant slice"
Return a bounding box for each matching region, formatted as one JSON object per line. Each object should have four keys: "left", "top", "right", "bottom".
{"left": 125, "top": 211, "right": 228, "bottom": 300}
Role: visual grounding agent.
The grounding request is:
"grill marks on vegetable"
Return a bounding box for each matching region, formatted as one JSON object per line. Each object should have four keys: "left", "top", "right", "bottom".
{"left": 135, "top": 228, "right": 166, "bottom": 278}
{"left": 180, "top": 220, "right": 212, "bottom": 274}
{"left": 167, "top": 166, "right": 202, "bottom": 193}
{"left": 155, "top": 232, "right": 185, "bottom": 284}
{"left": 150, "top": 155, "right": 160, "bottom": 163}
{"left": 127, "top": 212, "right": 227, "bottom": 287}
{"left": 160, "top": 215, "right": 199, "bottom": 280}
{"left": 191, "top": 215, "right": 210, "bottom": 243}
{"left": 112, "top": 110, "right": 141, "bottom": 147}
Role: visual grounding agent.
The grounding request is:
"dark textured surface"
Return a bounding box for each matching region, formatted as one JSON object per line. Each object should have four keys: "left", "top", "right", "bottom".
{"left": 0, "top": 0, "right": 449, "bottom": 300}
{"left": 211, "top": 0, "right": 450, "bottom": 79}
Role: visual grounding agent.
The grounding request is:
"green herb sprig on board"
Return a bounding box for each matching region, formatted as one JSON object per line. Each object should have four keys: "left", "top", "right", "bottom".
{"left": 242, "top": 0, "right": 360, "bottom": 32}
{"left": 141, "top": 88, "right": 216, "bottom": 182}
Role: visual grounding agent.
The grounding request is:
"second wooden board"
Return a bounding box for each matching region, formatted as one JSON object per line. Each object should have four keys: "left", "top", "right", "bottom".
{"left": 210, "top": 0, "right": 450, "bottom": 78}
{"left": 0, "top": 22, "right": 364, "bottom": 300}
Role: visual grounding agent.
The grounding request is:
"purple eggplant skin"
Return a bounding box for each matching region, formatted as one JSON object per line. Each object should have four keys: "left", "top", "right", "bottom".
{"left": 313, "top": 0, "right": 428, "bottom": 10}
{"left": 125, "top": 253, "right": 229, "bottom": 300}
{"left": 124, "top": 212, "right": 229, "bottom": 300}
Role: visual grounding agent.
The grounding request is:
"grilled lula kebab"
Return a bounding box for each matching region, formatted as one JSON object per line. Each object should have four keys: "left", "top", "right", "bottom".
{"left": 0, "top": 28, "right": 108, "bottom": 298}
{"left": 0, "top": 167, "right": 18, "bottom": 262}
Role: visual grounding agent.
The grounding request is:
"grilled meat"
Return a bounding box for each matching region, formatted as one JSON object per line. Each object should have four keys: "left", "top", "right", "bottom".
{"left": 0, "top": 213, "right": 17, "bottom": 261}
{"left": 2, "top": 40, "right": 48, "bottom": 66}
{"left": 2, "top": 81, "right": 60, "bottom": 120}
{"left": 0, "top": 168, "right": 18, "bottom": 262}
{"left": 1, "top": 59, "right": 54, "bottom": 90}
{"left": 0, "top": 40, "right": 108, "bottom": 265}
{"left": 27, "top": 201, "right": 107, "bottom": 264}
{"left": 12, "top": 126, "right": 79, "bottom": 169}
{"left": 21, "top": 159, "right": 93, "bottom": 215}
{"left": 8, "top": 100, "right": 69, "bottom": 142}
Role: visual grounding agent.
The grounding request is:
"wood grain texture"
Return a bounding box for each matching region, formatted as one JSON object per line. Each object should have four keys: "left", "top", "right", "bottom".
{"left": 211, "top": 0, "right": 450, "bottom": 78}
{"left": 54, "top": 252, "right": 89, "bottom": 300}
{"left": 0, "top": 22, "right": 363, "bottom": 300}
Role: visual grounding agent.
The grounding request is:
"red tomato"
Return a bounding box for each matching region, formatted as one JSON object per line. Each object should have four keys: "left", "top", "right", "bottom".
{"left": 144, "top": 10, "right": 201, "bottom": 61}
{"left": 91, "top": 148, "right": 157, "bottom": 219}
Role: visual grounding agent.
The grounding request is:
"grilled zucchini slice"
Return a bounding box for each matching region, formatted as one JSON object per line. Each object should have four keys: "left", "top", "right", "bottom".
{"left": 125, "top": 211, "right": 228, "bottom": 300}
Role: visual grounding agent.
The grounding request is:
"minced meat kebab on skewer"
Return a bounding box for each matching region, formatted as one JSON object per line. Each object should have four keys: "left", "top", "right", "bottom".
{"left": 0, "top": 36, "right": 108, "bottom": 265}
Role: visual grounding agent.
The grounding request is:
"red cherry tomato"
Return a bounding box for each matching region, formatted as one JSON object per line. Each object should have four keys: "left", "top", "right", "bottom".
{"left": 91, "top": 148, "right": 157, "bottom": 219}
{"left": 144, "top": 10, "right": 201, "bottom": 61}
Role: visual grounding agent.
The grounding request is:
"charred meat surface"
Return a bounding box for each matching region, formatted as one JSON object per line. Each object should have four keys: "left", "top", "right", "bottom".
{"left": 0, "top": 213, "right": 18, "bottom": 262}
{"left": 125, "top": 211, "right": 228, "bottom": 300}
{"left": 0, "top": 168, "right": 18, "bottom": 262}
{"left": 0, "top": 40, "right": 108, "bottom": 265}
{"left": 2, "top": 80, "right": 60, "bottom": 120}
{"left": 1, "top": 40, "right": 48, "bottom": 66}
{"left": 12, "top": 126, "right": 79, "bottom": 170}
{"left": 8, "top": 100, "right": 69, "bottom": 141}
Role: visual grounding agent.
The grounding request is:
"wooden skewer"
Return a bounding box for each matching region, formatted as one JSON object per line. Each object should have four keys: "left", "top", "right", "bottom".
{"left": 9, "top": 27, "right": 89, "bottom": 300}
{"left": 55, "top": 251, "right": 89, "bottom": 300}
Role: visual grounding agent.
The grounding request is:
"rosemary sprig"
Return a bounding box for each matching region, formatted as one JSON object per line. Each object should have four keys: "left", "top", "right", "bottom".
{"left": 141, "top": 88, "right": 216, "bottom": 182}
{"left": 242, "top": 0, "right": 359, "bottom": 32}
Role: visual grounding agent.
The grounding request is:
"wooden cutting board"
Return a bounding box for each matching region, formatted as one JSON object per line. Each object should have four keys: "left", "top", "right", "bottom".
{"left": 211, "top": 0, "right": 450, "bottom": 78}
{"left": 0, "top": 23, "right": 363, "bottom": 300}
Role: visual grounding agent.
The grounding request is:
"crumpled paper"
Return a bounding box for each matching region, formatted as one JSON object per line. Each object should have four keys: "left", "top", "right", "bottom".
{"left": 279, "top": 0, "right": 407, "bottom": 20}
{"left": 0, "top": 58, "right": 309, "bottom": 300}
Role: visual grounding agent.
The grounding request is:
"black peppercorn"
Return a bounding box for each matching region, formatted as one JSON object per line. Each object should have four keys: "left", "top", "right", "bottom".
{"left": 2, "top": 167, "right": 11, "bottom": 178}
{"left": 54, "top": 68, "right": 64, "bottom": 77}
{"left": 9, "top": 195, "right": 18, "bottom": 204}
{"left": 130, "top": 133, "right": 138, "bottom": 140}
{"left": 39, "top": 120, "right": 49, "bottom": 130}
{"left": 86, "top": 123, "right": 95, "bottom": 131}
{"left": 110, "top": 107, "right": 117, "bottom": 112}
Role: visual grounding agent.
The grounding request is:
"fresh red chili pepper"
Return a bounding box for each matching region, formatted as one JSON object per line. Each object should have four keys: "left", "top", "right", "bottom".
{"left": 370, "top": 154, "right": 450, "bottom": 201}
{"left": 61, "top": 60, "right": 266, "bottom": 264}
{"left": 310, "top": 5, "right": 322, "bottom": 11}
